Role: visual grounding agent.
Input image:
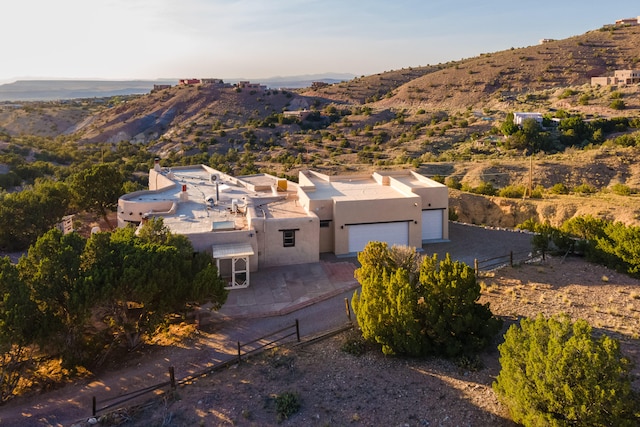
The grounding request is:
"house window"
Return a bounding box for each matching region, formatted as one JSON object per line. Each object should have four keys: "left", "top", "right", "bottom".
{"left": 282, "top": 230, "right": 296, "bottom": 247}
{"left": 320, "top": 220, "right": 331, "bottom": 228}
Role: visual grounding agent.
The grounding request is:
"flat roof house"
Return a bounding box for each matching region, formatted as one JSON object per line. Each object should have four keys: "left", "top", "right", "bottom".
{"left": 117, "top": 163, "right": 448, "bottom": 288}
{"left": 513, "top": 112, "right": 543, "bottom": 126}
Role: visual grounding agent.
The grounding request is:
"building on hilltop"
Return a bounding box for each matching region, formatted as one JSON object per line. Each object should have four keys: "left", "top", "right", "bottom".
{"left": 201, "top": 78, "right": 232, "bottom": 88}
{"left": 311, "top": 81, "right": 330, "bottom": 90}
{"left": 615, "top": 17, "right": 640, "bottom": 26}
{"left": 152, "top": 84, "right": 172, "bottom": 92}
{"left": 236, "top": 81, "right": 267, "bottom": 91}
{"left": 513, "top": 112, "right": 543, "bottom": 126}
{"left": 614, "top": 69, "right": 640, "bottom": 84}
{"left": 591, "top": 69, "right": 640, "bottom": 86}
{"left": 178, "top": 78, "right": 201, "bottom": 85}
{"left": 117, "top": 163, "right": 449, "bottom": 289}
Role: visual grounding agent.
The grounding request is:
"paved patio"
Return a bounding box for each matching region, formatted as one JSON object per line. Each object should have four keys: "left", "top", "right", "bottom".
{"left": 217, "top": 260, "right": 359, "bottom": 319}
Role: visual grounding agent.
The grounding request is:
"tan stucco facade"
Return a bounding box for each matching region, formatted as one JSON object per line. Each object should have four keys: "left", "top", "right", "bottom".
{"left": 297, "top": 170, "right": 448, "bottom": 256}
{"left": 117, "top": 165, "right": 448, "bottom": 287}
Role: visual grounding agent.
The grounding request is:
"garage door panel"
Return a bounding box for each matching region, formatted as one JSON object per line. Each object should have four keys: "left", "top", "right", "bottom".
{"left": 348, "top": 222, "right": 409, "bottom": 253}
{"left": 422, "top": 209, "right": 443, "bottom": 241}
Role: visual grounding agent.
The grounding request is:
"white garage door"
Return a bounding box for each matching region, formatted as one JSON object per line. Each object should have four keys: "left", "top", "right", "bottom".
{"left": 422, "top": 209, "right": 443, "bottom": 241}
{"left": 348, "top": 222, "right": 409, "bottom": 253}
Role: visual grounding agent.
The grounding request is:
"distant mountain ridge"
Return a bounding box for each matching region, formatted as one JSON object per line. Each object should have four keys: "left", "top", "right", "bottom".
{"left": 0, "top": 80, "right": 176, "bottom": 101}
{"left": 0, "top": 74, "right": 355, "bottom": 101}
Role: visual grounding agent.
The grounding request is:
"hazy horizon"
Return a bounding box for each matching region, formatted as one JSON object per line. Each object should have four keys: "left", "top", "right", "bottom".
{"left": 2, "top": 1, "right": 639, "bottom": 84}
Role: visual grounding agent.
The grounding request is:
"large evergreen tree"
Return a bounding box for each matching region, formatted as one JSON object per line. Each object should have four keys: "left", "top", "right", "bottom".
{"left": 17, "top": 229, "right": 89, "bottom": 366}
{"left": 0, "top": 257, "right": 43, "bottom": 401}
{"left": 417, "top": 253, "right": 501, "bottom": 357}
{"left": 82, "top": 219, "right": 228, "bottom": 349}
{"left": 69, "top": 163, "right": 123, "bottom": 229}
{"left": 352, "top": 242, "right": 501, "bottom": 357}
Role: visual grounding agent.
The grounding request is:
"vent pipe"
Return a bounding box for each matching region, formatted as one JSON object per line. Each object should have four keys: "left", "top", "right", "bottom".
{"left": 179, "top": 184, "right": 188, "bottom": 202}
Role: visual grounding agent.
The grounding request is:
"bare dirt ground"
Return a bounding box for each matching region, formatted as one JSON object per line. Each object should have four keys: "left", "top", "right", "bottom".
{"left": 84, "top": 256, "right": 640, "bottom": 427}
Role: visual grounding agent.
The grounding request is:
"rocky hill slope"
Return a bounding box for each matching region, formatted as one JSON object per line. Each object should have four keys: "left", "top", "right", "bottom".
{"left": 1, "top": 23, "right": 640, "bottom": 229}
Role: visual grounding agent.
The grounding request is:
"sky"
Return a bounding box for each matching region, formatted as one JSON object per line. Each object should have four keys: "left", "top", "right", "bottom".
{"left": 1, "top": 0, "right": 638, "bottom": 84}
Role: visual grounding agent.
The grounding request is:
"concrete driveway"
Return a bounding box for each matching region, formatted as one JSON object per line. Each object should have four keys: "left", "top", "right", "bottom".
{"left": 217, "top": 222, "right": 533, "bottom": 319}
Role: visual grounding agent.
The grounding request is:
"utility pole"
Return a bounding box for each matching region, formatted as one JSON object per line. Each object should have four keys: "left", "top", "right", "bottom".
{"left": 529, "top": 156, "right": 533, "bottom": 198}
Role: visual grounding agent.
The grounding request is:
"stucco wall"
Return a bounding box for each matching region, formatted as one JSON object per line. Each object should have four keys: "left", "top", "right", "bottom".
{"left": 332, "top": 196, "right": 422, "bottom": 255}
{"left": 117, "top": 195, "right": 177, "bottom": 227}
{"left": 187, "top": 229, "right": 259, "bottom": 271}
{"left": 253, "top": 216, "right": 319, "bottom": 267}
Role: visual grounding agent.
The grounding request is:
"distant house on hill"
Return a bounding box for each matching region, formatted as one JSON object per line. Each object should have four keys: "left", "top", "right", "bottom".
{"left": 282, "top": 109, "right": 312, "bottom": 120}
{"left": 513, "top": 112, "right": 543, "bottom": 126}
{"left": 590, "top": 76, "right": 617, "bottom": 86}
{"left": 615, "top": 17, "right": 640, "bottom": 26}
{"left": 311, "top": 81, "right": 329, "bottom": 90}
{"left": 236, "top": 81, "right": 266, "bottom": 91}
{"left": 152, "top": 84, "right": 172, "bottom": 92}
{"left": 591, "top": 69, "right": 640, "bottom": 86}
{"left": 614, "top": 69, "right": 640, "bottom": 84}
{"left": 179, "top": 78, "right": 201, "bottom": 85}
{"left": 201, "top": 78, "right": 230, "bottom": 87}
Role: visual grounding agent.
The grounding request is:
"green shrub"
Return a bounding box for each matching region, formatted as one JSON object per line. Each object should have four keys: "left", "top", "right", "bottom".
{"left": 341, "top": 332, "right": 368, "bottom": 356}
{"left": 573, "top": 183, "right": 596, "bottom": 194}
{"left": 558, "top": 89, "right": 577, "bottom": 99}
{"left": 431, "top": 174, "right": 445, "bottom": 184}
{"left": 473, "top": 181, "right": 497, "bottom": 196}
{"left": 549, "top": 182, "right": 569, "bottom": 194}
{"left": 494, "top": 314, "right": 637, "bottom": 426}
{"left": 611, "top": 183, "right": 632, "bottom": 196}
{"left": 274, "top": 391, "right": 301, "bottom": 422}
{"left": 530, "top": 185, "right": 544, "bottom": 199}
{"left": 610, "top": 99, "right": 626, "bottom": 110}
{"left": 578, "top": 93, "right": 590, "bottom": 105}
{"left": 499, "top": 184, "right": 526, "bottom": 198}
{"left": 445, "top": 176, "right": 462, "bottom": 190}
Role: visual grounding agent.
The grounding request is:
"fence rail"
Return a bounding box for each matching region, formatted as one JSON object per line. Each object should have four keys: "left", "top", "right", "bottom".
{"left": 92, "top": 319, "right": 302, "bottom": 417}
{"left": 474, "top": 250, "right": 540, "bottom": 274}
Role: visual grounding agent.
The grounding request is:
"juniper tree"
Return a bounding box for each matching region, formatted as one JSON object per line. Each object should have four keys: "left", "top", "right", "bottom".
{"left": 352, "top": 242, "right": 501, "bottom": 357}
{"left": 494, "top": 314, "right": 637, "bottom": 426}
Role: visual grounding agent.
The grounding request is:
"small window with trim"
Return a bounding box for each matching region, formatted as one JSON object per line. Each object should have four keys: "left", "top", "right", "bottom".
{"left": 282, "top": 229, "right": 296, "bottom": 247}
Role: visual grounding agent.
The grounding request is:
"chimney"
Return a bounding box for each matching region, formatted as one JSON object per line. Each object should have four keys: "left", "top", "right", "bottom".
{"left": 179, "top": 184, "right": 189, "bottom": 202}
{"left": 154, "top": 157, "right": 161, "bottom": 172}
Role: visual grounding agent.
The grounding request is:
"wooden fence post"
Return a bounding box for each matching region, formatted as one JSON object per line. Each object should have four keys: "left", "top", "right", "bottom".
{"left": 345, "top": 297, "right": 351, "bottom": 322}
{"left": 510, "top": 251, "right": 513, "bottom": 267}
{"left": 237, "top": 341, "right": 242, "bottom": 363}
{"left": 295, "top": 319, "right": 300, "bottom": 342}
{"left": 474, "top": 258, "right": 479, "bottom": 275}
{"left": 92, "top": 396, "right": 96, "bottom": 416}
{"left": 169, "top": 366, "right": 175, "bottom": 389}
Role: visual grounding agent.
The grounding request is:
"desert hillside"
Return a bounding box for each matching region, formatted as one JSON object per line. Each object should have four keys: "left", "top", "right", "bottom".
{"left": 1, "top": 23, "right": 639, "bottom": 230}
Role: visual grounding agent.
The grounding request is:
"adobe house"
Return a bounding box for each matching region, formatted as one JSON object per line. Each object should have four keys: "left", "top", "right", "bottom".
{"left": 117, "top": 163, "right": 448, "bottom": 289}
{"left": 591, "top": 69, "right": 640, "bottom": 86}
